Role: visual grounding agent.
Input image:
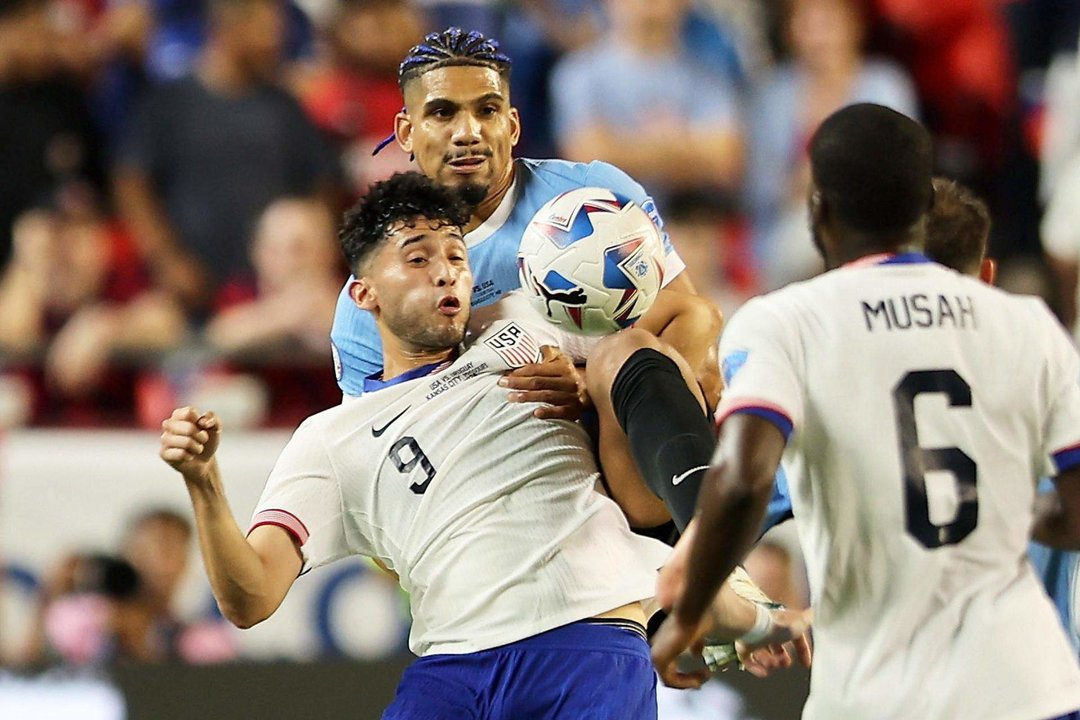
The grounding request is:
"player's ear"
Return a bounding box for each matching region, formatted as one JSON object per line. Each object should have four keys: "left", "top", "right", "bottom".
{"left": 509, "top": 107, "right": 521, "bottom": 148}
{"left": 395, "top": 110, "right": 413, "bottom": 154}
{"left": 350, "top": 277, "right": 378, "bottom": 311}
{"left": 979, "top": 258, "right": 997, "bottom": 286}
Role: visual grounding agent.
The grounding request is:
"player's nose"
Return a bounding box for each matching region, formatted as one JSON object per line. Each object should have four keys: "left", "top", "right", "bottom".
{"left": 450, "top": 113, "right": 482, "bottom": 144}
{"left": 431, "top": 258, "right": 459, "bottom": 286}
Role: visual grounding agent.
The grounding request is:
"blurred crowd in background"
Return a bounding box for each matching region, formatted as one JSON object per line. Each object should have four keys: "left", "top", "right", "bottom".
{"left": 1, "top": 0, "right": 1079, "bottom": 430}
{"left": 2, "top": 0, "right": 1076, "bottom": 684}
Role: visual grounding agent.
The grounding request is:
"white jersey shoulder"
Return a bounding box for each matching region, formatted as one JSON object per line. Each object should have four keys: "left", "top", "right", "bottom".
{"left": 720, "top": 259, "right": 1080, "bottom": 720}
{"left": 251, "top": 319, "right": 669, "bottom": 657}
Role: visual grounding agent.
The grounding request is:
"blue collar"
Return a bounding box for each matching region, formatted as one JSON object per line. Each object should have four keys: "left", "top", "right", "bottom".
{"left": 363, "top": 359, "right": 451, "bottom": 393}
{"left": 878, "top": 252, "right": 933, "bottom": 265}
{"left": 843, "top": 252, "right": 934, "bottom": 269}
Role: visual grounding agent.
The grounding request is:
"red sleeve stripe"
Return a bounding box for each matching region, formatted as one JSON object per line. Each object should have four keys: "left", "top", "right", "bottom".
{"left": 249, "top": 509, "right": 310, "bottom": 545}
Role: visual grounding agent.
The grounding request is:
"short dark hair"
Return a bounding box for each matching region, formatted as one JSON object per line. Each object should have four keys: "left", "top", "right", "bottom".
{"left": 398, "top": 27, "right": 512, "bottom": 92}
{"left": 339, "top": 172, "right": 471, "bottom": 275}
{"left": 810, "top": 103, "right": 934, "bottom": 236}
{"left": 924, "top": 177, "right": 991, "bottom": 273}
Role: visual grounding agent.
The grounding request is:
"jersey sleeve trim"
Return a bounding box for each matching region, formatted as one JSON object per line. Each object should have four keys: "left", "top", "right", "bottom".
{"left": 249, "top": 508, "right": 310, "bottom": 545}
{"left": 716, "top": 399, "right": 794, "bottom": 441}
{"left": 1052, "top": 443, "right": 1080, "bottom": 473}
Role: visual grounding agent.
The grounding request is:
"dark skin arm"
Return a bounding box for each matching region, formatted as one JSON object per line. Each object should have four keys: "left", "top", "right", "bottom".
{"left": 650, "top": 413, "right": 787, "bottom": 676}
{"left": 1032, "top": 465, "right": 1080, "bottom": 550}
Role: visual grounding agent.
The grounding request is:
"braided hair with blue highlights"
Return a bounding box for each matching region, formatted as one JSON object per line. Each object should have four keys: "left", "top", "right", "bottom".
{"left": 398, "top": 27, "right": 512, "bottom": 90}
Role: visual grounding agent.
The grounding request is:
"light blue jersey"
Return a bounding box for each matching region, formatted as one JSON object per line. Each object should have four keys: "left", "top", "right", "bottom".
{"left": 330, "top": 158, "right": 685, "bottom": 396}
{"left": 1031, "top": 478, "right": 1080, "bottom": 658}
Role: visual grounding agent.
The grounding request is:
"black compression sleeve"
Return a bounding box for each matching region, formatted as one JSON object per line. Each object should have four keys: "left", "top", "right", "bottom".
{"left": 610, "top": 348, "right": 716, "bottom": 531}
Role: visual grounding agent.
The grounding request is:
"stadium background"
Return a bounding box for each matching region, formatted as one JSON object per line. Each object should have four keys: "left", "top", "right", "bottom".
{"left": 0, "top": 0, "right": 1077, "bottom": 717}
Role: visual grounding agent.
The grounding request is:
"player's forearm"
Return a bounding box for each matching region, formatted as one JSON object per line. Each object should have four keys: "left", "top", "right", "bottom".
{"left": 184, "top": 462, "right": 280, "bottom": 628}
{"left": 655, "top": 296, "right": 723, "bottom": 379}
{"left": 707, "top": 580, "right": 761, "bottom": 639}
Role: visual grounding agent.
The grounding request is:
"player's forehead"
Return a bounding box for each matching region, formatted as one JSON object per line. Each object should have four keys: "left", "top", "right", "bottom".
{"left": 404, "top": 65, "right": 507, "bottom": 109}
{"left": 384, "top": 217, "right": 465, "bottom": 250}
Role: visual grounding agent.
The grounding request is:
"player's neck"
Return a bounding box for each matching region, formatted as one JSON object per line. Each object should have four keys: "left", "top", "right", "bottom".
{"left": 464, "top": 163, "right": 516, "bottom": 233}
{"left": 829, "top": 241, "right": 922, "bottom": 269}
{"left": 380, "top": 342, "right": 457, "bottom": 382}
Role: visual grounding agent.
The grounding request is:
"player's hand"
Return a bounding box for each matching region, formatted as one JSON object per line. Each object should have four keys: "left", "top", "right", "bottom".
{"left": 736, "top": 607, "right": 813, "bottom": 678}
{"left": 499, "top": 345, "right": 588, "bottom": 420}
{"left": 651, "top": 611, "right": 712, "bottom": 689}
{"left": 160, "top": 407, "right": 221, "bottom": 484}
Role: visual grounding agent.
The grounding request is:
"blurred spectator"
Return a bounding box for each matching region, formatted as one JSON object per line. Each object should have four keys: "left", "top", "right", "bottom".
{"left": 871, "top": 0, "right": 1013, "bottom": 181}
{"left": 412, "top": 0, "right": 499, "bottom": 38}
{"left": 206, "top": 197, "right": 343, "bottom": 356}
{"left": 135, "top": 197, "right": 345, "bottom": 431}
{"left": 550, "top": 0, "right": 743, "bottom": 208}
{"left": 499, "top": 0, "right": 600, "bottom": 157}
{"left": 1040, "top": 149, "right": 1080, "bottom": 333}
{"left": 0, "top": 0, "right": 105, "bottom": 271}
{"left": 0, "top": 190, "right": 186, "bottom": 424}
{"left": 113, "top": 0, "right": 339, "bottom": 313}
{"left": 141, "top": 0, "right": 316, "bottom": 83}
{"left": 292, "top": 0, "right": 426, "bottom": 197}
{"left": 661, "top": 197, "right": 758, "bottom": 317}
{"left": 1036, "top": 22, "right": 1080, "bottom": 203}
{"left": 746, "top": 0, "right": 917, "bottom": 289}
{"left": 683, "top": 0, "right": 773, "bottom": 88}
{"left": 119, "top": 508, "right": 237, "bottom": 664}
{"left": 20, "top": 553, "right": 144, "bottom": 665}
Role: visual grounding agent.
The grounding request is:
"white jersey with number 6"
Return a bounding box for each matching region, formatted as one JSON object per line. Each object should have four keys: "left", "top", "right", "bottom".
{"left": 717, "top": 254, "right": 1080, "bottom": 720}
{"left": 250, "top": 318, "right": 670, "bottom": 658}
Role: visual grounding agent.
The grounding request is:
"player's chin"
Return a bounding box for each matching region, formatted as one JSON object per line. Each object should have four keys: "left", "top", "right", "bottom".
{"left": 425, "top": 321, "right": 467, "bottom": 348}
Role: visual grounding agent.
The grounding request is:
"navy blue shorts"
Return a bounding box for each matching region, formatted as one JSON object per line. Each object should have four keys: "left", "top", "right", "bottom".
{"left": 1049, "top": 713, "right": 1080, "bottom": 720}
{"left": 382, "top": 620, "right": 657, "bottom": 720}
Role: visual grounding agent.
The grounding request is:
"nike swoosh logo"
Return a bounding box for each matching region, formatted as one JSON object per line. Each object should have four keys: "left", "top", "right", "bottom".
{"left": 372, "top": 406, "right": 410, "bottom": 437}
{"left": 672, "top": 465, "right": 709, "bottom": 486}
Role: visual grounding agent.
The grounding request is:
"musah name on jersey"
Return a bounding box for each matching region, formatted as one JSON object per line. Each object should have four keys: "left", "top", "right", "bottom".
{"left": 861, "top": 293, "right": 976, "bottom": 332}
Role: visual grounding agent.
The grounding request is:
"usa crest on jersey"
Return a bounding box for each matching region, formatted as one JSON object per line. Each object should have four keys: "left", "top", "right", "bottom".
{"left": 483, "top": 322, "right": 543, "bottom": 368}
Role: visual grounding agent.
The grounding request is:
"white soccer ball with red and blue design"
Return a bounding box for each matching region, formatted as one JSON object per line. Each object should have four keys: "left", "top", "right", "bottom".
{"left": 517, "top": 187, "right": 666, "bottom": 336}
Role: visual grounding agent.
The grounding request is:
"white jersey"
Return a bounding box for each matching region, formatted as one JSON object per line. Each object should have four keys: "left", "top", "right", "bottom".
{"left": 251, "top": 318, "right": 670, "bottom": 657}
{"left": 717, "top": 254, "right": 1080, "bottom": 720}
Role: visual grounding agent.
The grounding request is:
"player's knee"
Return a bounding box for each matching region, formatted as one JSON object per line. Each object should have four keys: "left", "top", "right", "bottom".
{"left": 586, "top": 329, "right": 666, "bottom": 398}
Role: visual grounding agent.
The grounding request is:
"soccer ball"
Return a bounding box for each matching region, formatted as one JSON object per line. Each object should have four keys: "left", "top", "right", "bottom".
{"left": 517, "top": 187, "right": 666, "bottom": 336}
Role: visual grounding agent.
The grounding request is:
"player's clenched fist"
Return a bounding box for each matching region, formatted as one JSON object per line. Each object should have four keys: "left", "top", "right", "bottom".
{"left": 160, "top": 407, "right": 221, "bottom": 483}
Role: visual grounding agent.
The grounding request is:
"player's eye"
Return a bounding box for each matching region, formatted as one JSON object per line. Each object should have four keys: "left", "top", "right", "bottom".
{"left": 479, "top": 105, "right": 498, "bottom": 117}
{"left": 407, "top": 256, "right": 427, "bottom": 266}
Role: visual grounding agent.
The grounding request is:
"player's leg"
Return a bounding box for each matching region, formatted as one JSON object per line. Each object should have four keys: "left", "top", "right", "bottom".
{"left": 586, "top": 328, "right": 715, "bottom": 533}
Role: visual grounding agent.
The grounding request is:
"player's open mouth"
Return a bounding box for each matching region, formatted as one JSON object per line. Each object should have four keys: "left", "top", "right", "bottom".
{"left": 437, "top": 296, "right": 462, "bottom": 315}
{"left": 447, "top": 157, "right": 486, "bottom": 172}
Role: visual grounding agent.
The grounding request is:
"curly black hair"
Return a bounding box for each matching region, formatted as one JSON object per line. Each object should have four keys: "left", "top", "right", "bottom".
{"left": 398, "top": 26, "right": 512, "bottom": 91}
{"left": 339, "top": 172, "right": 471, "bottom": 275}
